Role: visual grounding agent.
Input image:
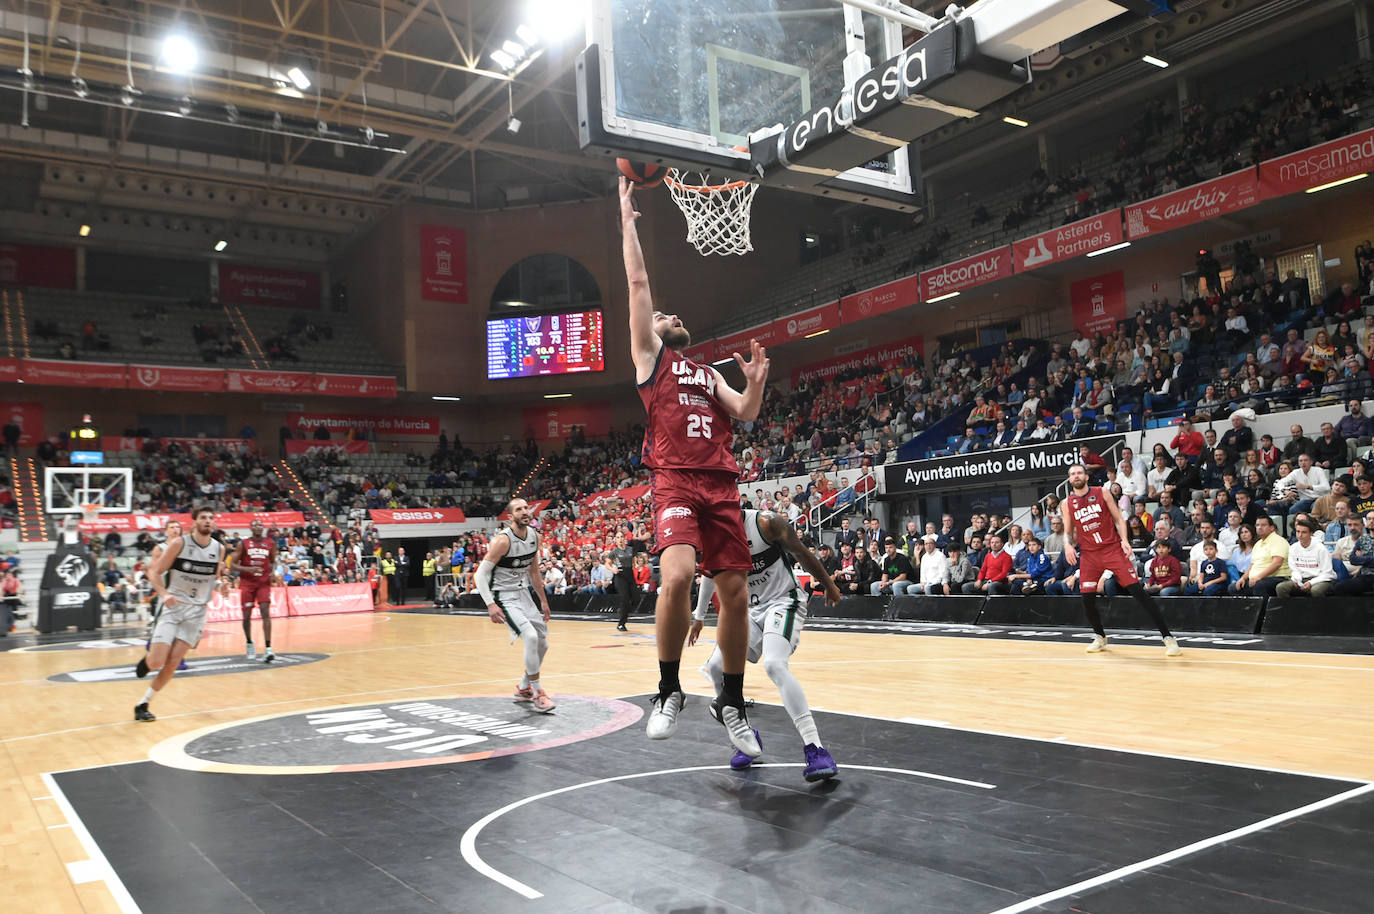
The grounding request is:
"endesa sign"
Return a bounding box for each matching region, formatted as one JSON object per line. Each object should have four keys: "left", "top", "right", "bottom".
{"left": 369, "top": 508, "right": 467, "bottom": 524}
{"left": 1014, "top": 210, "right": 1123, "bottom": 272}
{"left": 1259, "top": 128, "right": 1374, "bottom": 199}
{"left": 1124, "top": 168, "right": 1259, "bottom": 239}
{"left": 918, "top": 246, "right": 1013, "bottom": 301}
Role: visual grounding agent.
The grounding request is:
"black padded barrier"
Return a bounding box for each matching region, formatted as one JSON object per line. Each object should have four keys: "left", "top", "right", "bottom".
{"left": 1103, "top": 596, "right": 1264, "bottom": 634}
{"left": 1260, "top": 597, "right": 1374, "bottom": 636}
{"left": 887, "top": 595, "right": 985, "bottom": 624}
{"left": 807, "top": 594, "right": 890, "bottom": 620}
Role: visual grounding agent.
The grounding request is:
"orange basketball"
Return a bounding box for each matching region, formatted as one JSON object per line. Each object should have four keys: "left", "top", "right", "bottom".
{"left": 616, "top": 158, "right": 666, "bottom": 188}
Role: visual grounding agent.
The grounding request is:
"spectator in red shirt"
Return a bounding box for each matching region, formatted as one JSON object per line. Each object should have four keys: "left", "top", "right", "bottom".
{"left": 1143, "top": 540, "right": 1183, "bottom": 596}
{"left": 961, "top": 534, "right": 1011, "bottom": 595}
{"left": 1170, "top": 418, "right": 1205, "bottom": 461}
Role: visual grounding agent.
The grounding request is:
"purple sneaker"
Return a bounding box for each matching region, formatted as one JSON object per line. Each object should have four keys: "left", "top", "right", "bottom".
{"left": 802, "top": 744, "right": 838, "bottom": 782}
{"left": 177, "top": 659, "right": 189, "bottom": 671}
{"left": 730, "top": 728, "right": 761, "bottom": 770}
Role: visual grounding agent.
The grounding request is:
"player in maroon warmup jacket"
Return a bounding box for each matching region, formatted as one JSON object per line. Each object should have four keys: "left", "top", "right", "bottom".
{"left": 620, "top": 176, "right": 766, "bottom": 759}
{"left": 231, "top": 517, "right": 278, "bottom": 662}
{"left": 1061, "top": 463, "right": 1180, "bottom": 656}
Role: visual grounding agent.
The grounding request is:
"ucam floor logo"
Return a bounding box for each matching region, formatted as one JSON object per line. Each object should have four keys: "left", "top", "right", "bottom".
{"left": 47, "top": 652, "right": 328, "bottom": 682}
{"left": 149, "top": 695, "right": 643, "bottom": 774}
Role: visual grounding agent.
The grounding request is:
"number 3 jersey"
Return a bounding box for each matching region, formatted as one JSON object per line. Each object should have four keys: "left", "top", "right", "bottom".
{"left": 638, "top": 344, "right": 738, "bottom": 476}
{"left": 167, "top": 534, "right": 224, "bottom": 608}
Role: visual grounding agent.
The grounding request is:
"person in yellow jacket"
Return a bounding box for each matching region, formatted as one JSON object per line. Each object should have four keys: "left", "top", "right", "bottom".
{"left": 422, "top": 552, "right": 437, "bottom": 602}
{"left": 380, "top": 553, "right": 397, "bottom": 606}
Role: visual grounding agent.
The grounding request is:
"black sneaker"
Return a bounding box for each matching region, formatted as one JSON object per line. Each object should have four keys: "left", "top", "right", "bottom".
{"left": 135, "top": 657, "right": 149, "bottom": 679}
{"left": 134, "top": 702, "right": 156, "bottom": 722}
{"left": 616, "top": 623, "right": 628, "bottom": 632}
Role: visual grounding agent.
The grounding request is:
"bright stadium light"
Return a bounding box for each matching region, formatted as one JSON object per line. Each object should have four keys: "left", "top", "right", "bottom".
{"left": 1002, "top": 116, "right": 1029, "bottom": 128}
{"left": 214, "top": 240, "right": 228, "bottom": 252}
{"left": 928, "top": 291, "right": 960, "bottom": 304}
{"left": 805, "top": 329, "right": 830, "bottom": 338}
{"left": 161, "top": 33, "right": 199, "bottom": 73}
{"left": 543, "top": 393, "right": 572, "bottom": 399}
{"left": 1142, "top": 55, "right": 1169, "bottom": 68}
{"left": 78, "top": 224, "right": 91, "bottom": 237}
{"left": 526, "top": 0, "right": 587, "bottom": 41}
{"left": 286, "top": 66, "right": 311, "bottom": 90}
{"left": 432, "top": 395, "right": 462, "bottom": 401}
{"left": 1087, "top": 241, "right": 1132, "bottom": 258}
{"left": 1306, "top": 174, "right": 1367, "bottom": 194}
{"left": 490, "top": 48, "right": 517, "bottom": 70}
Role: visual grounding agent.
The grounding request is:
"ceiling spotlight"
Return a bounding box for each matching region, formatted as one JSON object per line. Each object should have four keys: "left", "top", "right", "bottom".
{"left": 316, "top": 120, "right": 329, "bottom": 135}
{"left": 224, "top": 103, "right": 239, "bottom": 123}
{"left": 286, "top": 66, "right": 311, "bottom": 90}
{"left": 361, "top": 125, "right": 375, "bottom": 144}
{"left": 272, "top": 111, "right": 283, "bottom": 129}
{"left": 71, "top": 77, "right": 89, "bottom": 98}
{"left": 78, "top": 224, "right": 91, "bottom": 237}
{"left": 516, "top": 24, "right": 539, "bottom": 46}
{"left": 1142, "top": 54, "right": 1169, "bottom": 68}
{"left": 214, "top": 240, "right": 228, "bottom": 252}
{"left": 507, "top": 116, "right": 522, "bottom": 134}
{"left": 177, "top": 95, "right": 193, "bottom": 116}
{"left": 1002, "top": 115, "right": 1029, "bottom": 128}
{"left": 525, "top": 0, "right": 588, "bottom": 41}
{"left": 161, "top": 33, "right": 199, "bottom": 73}
{"left": 490, "top": 49, "right": 517, "bottom": 70}
{"left": 502, "top": 39, "right": 526, "bottom": 59}
{"left": 120, "top": 85, "right": 138, "bottom": 106}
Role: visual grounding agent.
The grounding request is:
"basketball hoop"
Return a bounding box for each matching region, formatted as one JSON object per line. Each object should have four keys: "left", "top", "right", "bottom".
{"left": 664, "top": 169, "right": 758, "bottom": 257}
{"left": 79, "top": 502, "right": 101, "bottom": 527}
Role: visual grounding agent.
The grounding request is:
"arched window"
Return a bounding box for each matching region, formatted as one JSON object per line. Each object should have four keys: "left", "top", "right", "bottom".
{"left": 490, "top": 254, "right": 600, "bottom": 313}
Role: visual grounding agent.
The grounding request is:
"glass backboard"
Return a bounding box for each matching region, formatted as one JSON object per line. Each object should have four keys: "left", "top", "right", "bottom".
{"left": 579, "top": 0, "right": 919, "bottom": 209}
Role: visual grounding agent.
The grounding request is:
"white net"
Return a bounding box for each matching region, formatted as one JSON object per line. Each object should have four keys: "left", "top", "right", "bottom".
{"left": 665, "top": 170, "right": 759, "bottom": 256}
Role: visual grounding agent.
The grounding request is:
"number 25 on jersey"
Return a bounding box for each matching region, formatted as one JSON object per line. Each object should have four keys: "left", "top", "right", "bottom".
{"left": 687, "top": 414, "right": 714, "bottom": 439}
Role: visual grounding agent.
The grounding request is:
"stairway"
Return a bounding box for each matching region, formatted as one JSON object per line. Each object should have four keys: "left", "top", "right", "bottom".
{"left": 224, "top": 303, "right": 268, "bottom": 367}
{"left": 10, "top": 458, "right": 49, "bottom": 543}
{"left": 275, "top": 459, "right": 325, "bottom": 522}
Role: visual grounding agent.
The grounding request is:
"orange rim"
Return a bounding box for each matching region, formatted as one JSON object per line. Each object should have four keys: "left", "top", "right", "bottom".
{"left": 666, "top": 144, "right": 752, "bottom": 193}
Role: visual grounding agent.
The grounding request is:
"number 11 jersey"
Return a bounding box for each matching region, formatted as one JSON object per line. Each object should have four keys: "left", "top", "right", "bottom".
{"left": 1067, "top": 487, "right": 1122, "bottom": 554}
{"left": 638, "top": 344, "right": 738, "bottom": 476}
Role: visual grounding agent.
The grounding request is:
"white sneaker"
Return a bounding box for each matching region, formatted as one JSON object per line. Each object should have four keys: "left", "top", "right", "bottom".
{"left": 710, "top": 699, "right": 762, "bottom": 759}
{"left": 245, "top": 643, "right": 256, "bottom": 660}
{"left": 1164, "top": 636, "right": 1181, "bottom": 657}
{"left": 646, "top": 691, "right": 685, "bottom": 740}
{"left": 1085, "top": 635, "right": 1107, "bottom": 653}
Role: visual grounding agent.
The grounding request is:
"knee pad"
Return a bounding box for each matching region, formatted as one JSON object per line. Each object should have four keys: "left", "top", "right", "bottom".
{"left": 762, "top": 659, "right": 790, "bottom": 684}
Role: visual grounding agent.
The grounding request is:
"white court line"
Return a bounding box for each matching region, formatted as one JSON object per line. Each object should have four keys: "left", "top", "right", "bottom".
{"left": 461, "top": 762, "right": 996, "bottom": 900}
{"left": 39, "top": 771, "right": 142, "bottom": 914}
{"left": 984, "top": 781, "right": 1374, "bottom": 914}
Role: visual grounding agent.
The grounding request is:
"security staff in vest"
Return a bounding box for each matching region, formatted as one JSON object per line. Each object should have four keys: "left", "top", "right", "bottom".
{"left": 422, "top": 551, "right": 437, "bottom": 601}
{"left": 380, "top": 552, "right": 398, "bottom": 604}
{"left": 609, "top": 530, "right": 636, "bottom": 631}
{"left": 395, "top": 547, "right": 411, "bottom": 604}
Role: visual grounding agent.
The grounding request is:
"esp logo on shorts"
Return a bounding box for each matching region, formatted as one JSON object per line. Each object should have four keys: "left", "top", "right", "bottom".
{"left": 661, "top": 506, "right": 693, "bottom": 521}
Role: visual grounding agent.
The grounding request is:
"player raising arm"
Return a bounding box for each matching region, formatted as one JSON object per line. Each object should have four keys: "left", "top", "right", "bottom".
{"left": 690, "top": 510, "right": 843, "bottom": 781}
{"left": 621, "top": 175, "right": 769, "bottom": 759}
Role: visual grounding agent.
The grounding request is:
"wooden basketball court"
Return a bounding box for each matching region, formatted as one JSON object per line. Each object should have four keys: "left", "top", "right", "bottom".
{"left": 4, "top": 608, "right": 1373, "bottom": 912}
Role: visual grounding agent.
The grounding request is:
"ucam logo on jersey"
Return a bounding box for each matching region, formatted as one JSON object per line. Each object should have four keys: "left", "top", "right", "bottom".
{"left": 148, "top": 695, "right": 642, "bottom": 774}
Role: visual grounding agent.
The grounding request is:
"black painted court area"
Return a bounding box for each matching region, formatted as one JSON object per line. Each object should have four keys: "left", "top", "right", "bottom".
{"left": 55, "top": 698, "right": 1373, "bottom": 913}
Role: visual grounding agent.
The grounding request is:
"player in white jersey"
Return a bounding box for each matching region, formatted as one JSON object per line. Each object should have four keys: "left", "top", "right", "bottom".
{"left": 143, "top": 519, "right": 188, "bottom": 671}
{"left": 474, "top": 498, "right": 556, "bottom": 713}
{"left": 689, "top": 509, "right": 843, "bottom": 781}
{"left": 132, "top": 506, "right": 227, "bottom": 721}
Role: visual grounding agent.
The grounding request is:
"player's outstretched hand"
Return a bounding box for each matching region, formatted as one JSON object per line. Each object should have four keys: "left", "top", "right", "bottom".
{"left": 733, "top": 338, "right": 770, "bottom": 384}
{"left": 1120, "top": 540, "right": 1134, "bottom": 561}
{"left": 487, "top": 604, "right": 504, "bottom": 625}
{"left": 824, "top": 583, "right": 843, "bottom": 607}
{"left": 618, "top": 176, "right": 640, "bottom": 225}
{"left": 687, "top": 618, "right": 703, "bottom": 646}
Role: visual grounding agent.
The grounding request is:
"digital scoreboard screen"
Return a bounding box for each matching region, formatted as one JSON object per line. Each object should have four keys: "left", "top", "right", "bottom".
{"left": 486, "top": 310, "right": 605, "bottom": 380}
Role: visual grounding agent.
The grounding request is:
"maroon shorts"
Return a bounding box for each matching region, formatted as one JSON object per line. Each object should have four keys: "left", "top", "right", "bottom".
{"left": 1078, "top": 546, "right": 1140, "bottom": 592}
{"left": 239, "top": 579, "right": 273, "bottom": 610}
{"left": 650, "top": 468, "right": 751, "bottom": 574}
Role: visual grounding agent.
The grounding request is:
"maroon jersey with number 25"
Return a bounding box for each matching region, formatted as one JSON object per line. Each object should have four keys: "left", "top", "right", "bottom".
{"left": 638, "top": 345, "right": 738, "bottom": 476}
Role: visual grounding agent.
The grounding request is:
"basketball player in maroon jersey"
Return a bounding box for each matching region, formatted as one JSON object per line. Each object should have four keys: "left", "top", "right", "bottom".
{"left": 1061, "top": 463, "right": 1181, "bottom": 656}
{"left": 230, "top": 517, "right": 277, "bottom": 662}
{"left": 620, "top": 176, "right": 765, "bottom": 758}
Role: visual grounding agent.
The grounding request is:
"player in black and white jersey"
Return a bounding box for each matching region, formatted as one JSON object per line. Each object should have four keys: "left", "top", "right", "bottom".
{"left": 143, "top": 519, "right": 188, "bottom": 671}
{"left": 131, "top": 506, "right": 227, "bottom": 721}
{"left": 474, "top": 498, "right": 556, "bottom": 713}
{"left": 689, "top": 509, "right": 843, "bottom": 781}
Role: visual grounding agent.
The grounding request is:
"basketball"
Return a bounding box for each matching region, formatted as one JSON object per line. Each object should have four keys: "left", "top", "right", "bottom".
{"left": 616, "top": 158, "right": 666, "bottom": 188}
